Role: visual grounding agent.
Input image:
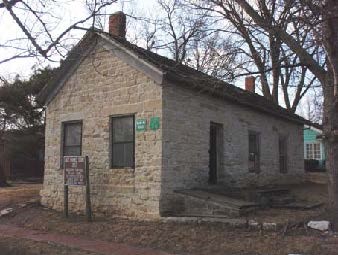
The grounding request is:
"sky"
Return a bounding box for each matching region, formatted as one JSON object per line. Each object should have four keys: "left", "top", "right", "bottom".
{"left": 0, "top": 0, "right": 155, "bottom": 79}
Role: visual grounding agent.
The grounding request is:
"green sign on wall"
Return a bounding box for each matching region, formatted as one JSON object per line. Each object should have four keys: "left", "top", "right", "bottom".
{"left": 136, "top": 119, "right": 147, "bottom": 131}
{"left": 150, "top": 117, "right": 160, "bottom": 130}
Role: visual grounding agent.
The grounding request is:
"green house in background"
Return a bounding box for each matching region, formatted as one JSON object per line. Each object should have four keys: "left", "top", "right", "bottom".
{"left": 304, "top": 124, "right": 326, "bottom": 169}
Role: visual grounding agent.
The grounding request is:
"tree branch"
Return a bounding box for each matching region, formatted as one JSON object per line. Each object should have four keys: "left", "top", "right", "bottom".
{"left": 235, "top": 0, "right": 327, "bottom": 82}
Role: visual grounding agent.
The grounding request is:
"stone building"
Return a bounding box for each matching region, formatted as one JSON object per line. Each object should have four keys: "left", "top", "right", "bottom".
{"left": 38, "top": 12, "right": 305, "bottom": 218}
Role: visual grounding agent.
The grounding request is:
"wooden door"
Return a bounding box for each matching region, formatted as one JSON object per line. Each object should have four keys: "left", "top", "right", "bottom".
{"left": 209, "top": 122, "right": 219, "bottom": 184}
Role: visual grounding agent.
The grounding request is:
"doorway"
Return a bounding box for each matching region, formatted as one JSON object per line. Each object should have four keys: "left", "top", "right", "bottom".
{"left": 209, "top": 122, "right": 223, "bottom": 184}
{"left": 279, "top": 136, "right": 287, "bottom": 173}
{"left": 248, "top": 131, "right": 260, "bottom": 173}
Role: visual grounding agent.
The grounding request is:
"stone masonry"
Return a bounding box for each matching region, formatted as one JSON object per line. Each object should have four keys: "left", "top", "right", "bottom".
{"left": 40, "top": 41, "right": 163, "bottom": 218}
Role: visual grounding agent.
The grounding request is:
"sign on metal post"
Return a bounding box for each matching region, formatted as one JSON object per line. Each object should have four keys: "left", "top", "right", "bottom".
{"left": 64, "top": 156, "right": 86, "bottom": 186}
{"left": 63, "top": 156, "right": 92, "bottom": 222}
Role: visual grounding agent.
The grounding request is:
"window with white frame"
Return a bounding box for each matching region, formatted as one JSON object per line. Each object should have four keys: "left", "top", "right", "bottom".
{"left": 305, "top": 143, "right": 321, "bottom": 160}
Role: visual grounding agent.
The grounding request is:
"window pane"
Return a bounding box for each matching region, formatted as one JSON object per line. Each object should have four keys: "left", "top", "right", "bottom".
{"left": 279, "top": 138, "right": 287, "bottom": 173}
{"left": 113, "top": 117, "right": 133, "bottom": 142}
{"left": 314, "top": 144, "right": 321, "bottom": 159}
{"left": 280, "top": 156, "right": 287, "bottom": 173}
{"left": 306, "top": 144, "right": 312, "bottom": 159}
{"left": 64, "top": 146, "right": 81, "bottom": 156}
{"left": 112, "top": 143, "right": 124, "bottom": 167}
{"left": 124, "top": 143, "right": 134, "bottom": 166}
{"left": 248, "top": 132, "right": 260, "bottom": 172}
{"left": 306, "top": 143, "right": 321, "bottom": 160}
{"left": 112, "top": 142, "right": 133, "bottom": 167}
{"left": 65, "top": 123, "right": 82, "bottom": 146}
{"left": 279, "top": 138, "right": 286, "bottom": 155}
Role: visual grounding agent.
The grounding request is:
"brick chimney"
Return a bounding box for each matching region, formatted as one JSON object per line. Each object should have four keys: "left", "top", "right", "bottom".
{"left": 109, "top": 11, "right": 126, "bottom": 38}
{"left": 245, "top": 76, "right": 255, "bottom": 93}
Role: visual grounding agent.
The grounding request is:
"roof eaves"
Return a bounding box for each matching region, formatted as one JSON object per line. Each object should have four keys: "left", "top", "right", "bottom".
{"left": 164, "top": 72, "right": 305, "bottom": 125}
{"left": 97, "top": 32, "right": 164, "bottom": 84}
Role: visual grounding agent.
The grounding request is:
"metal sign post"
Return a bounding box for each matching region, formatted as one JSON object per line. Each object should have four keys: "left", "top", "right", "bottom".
{"left": 64, "top": 183, "right": 68, "bottom": 218}
{"left": 85, "top": 156, "right": 92, "bottom": 222}
{"left": 63, "top": 156, "right": 92, "bottom": 221}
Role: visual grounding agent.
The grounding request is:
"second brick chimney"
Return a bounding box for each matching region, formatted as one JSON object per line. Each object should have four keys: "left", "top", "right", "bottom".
{"left": 109, "top": 11, "right": 126, "bottom": 38}
{"left": 245, "top": 76, "right": 255, "bottom": 93}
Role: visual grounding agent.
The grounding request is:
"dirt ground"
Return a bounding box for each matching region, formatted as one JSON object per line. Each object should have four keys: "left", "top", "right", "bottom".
{"left": 0, "top": 236, "right": 96, "bottom": 255}
{"left": 0, "top": 182, "right": 41, "bottom": 209}
{"left": 252, "top": 183, "right": 328, "bottom": 224}
{"left": 0, "top": 182, "right": 337, "bottom": 255}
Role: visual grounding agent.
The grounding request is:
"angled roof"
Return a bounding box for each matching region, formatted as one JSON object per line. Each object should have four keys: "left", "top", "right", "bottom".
{"left": 305, "top": 122, "right": 323, "bottom": 132}
{"left": 38, "top": 31, "right": 306, "bottom": 124}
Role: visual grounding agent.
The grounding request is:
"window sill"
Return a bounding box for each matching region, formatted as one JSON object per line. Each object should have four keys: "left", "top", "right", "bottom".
{"left": 110, "top": 167, "right": 135, "bottom": 172}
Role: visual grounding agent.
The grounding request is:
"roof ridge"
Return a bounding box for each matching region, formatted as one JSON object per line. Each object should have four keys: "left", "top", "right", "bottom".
{"left": 99, "top": 32, "right": 228, "bottom": 80}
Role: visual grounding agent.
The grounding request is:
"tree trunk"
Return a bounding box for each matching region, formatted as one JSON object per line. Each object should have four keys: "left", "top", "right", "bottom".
{"left": 323, "top": 74, "right": 338, "bottom": 210}
{"left": 322, "top": 0, "right": 338, "bottom": 212}
{"left": 327, "top": 135, "right": 338, "bottom": 211}
{"left": 0, "top": 132, "right": 6, "bottom": 186}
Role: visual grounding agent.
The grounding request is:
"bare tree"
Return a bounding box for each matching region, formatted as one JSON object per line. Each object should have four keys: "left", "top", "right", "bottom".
{"left": 304, "top": 91, "right": 323, "bottom": 124}
{"left": 190, "top": 0, "right": 321, "bottom": 112}
{"left": 0, "top": 0, "right": 117, "bottom": 65}
{"left": 129, "top": 0, "right": 240, "bottom": 81}
{"left": 157, "top": 0, "right": 205, "bottom": 63}
{"left": 189, "top": 31, "right": 239, "bottom": 80}
{"left": 0, "top": 0, "right": 118, "bottom": 185}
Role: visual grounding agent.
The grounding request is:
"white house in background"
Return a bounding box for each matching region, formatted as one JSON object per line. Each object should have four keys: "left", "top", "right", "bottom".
{"left": 304, "top": 124, "right": 326, "bottom": 169}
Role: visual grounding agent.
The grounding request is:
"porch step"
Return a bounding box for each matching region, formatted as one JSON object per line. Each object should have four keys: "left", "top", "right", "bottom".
{"left": 254, "top": 188, "right": 295, "bottom": 207}
{"left": 269, "top": 195, "right": 296, "bottom": 206}
{"left": 174, "top": 189, "right": 260, "bottom": 217}
{"left": 272, "top": 201, "right": 323, "bottom": 210}
{"left": 256, "top": 188, "right": 290, "bottom": 196}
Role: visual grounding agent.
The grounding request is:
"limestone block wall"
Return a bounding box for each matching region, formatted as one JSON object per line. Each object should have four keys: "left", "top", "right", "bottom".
{"left": 161, "top": 83, "right": 304, "bottom": 213}
{"left": 40, "top": 42, "right": 162, "bottom": 218}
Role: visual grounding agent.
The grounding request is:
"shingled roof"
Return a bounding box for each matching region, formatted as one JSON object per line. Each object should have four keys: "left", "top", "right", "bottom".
{"left": 38, "top": 31, "right": 306, "bottom": 125}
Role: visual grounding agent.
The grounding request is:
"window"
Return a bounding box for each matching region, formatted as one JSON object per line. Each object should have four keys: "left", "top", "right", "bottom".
{"left": 61, "top": 121, "right": 82, "bottom": 166}
{"left": 306, "top": 143, "right": 321, "bottom": 160}
{"left": 248, "top": 131, "right": 260, "bottom": 173}
{"left": 279, "top": 137, "right": 287, "bottom": 173}
{"left": 111, "top": 115, "right": 135, "bottom": 168}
